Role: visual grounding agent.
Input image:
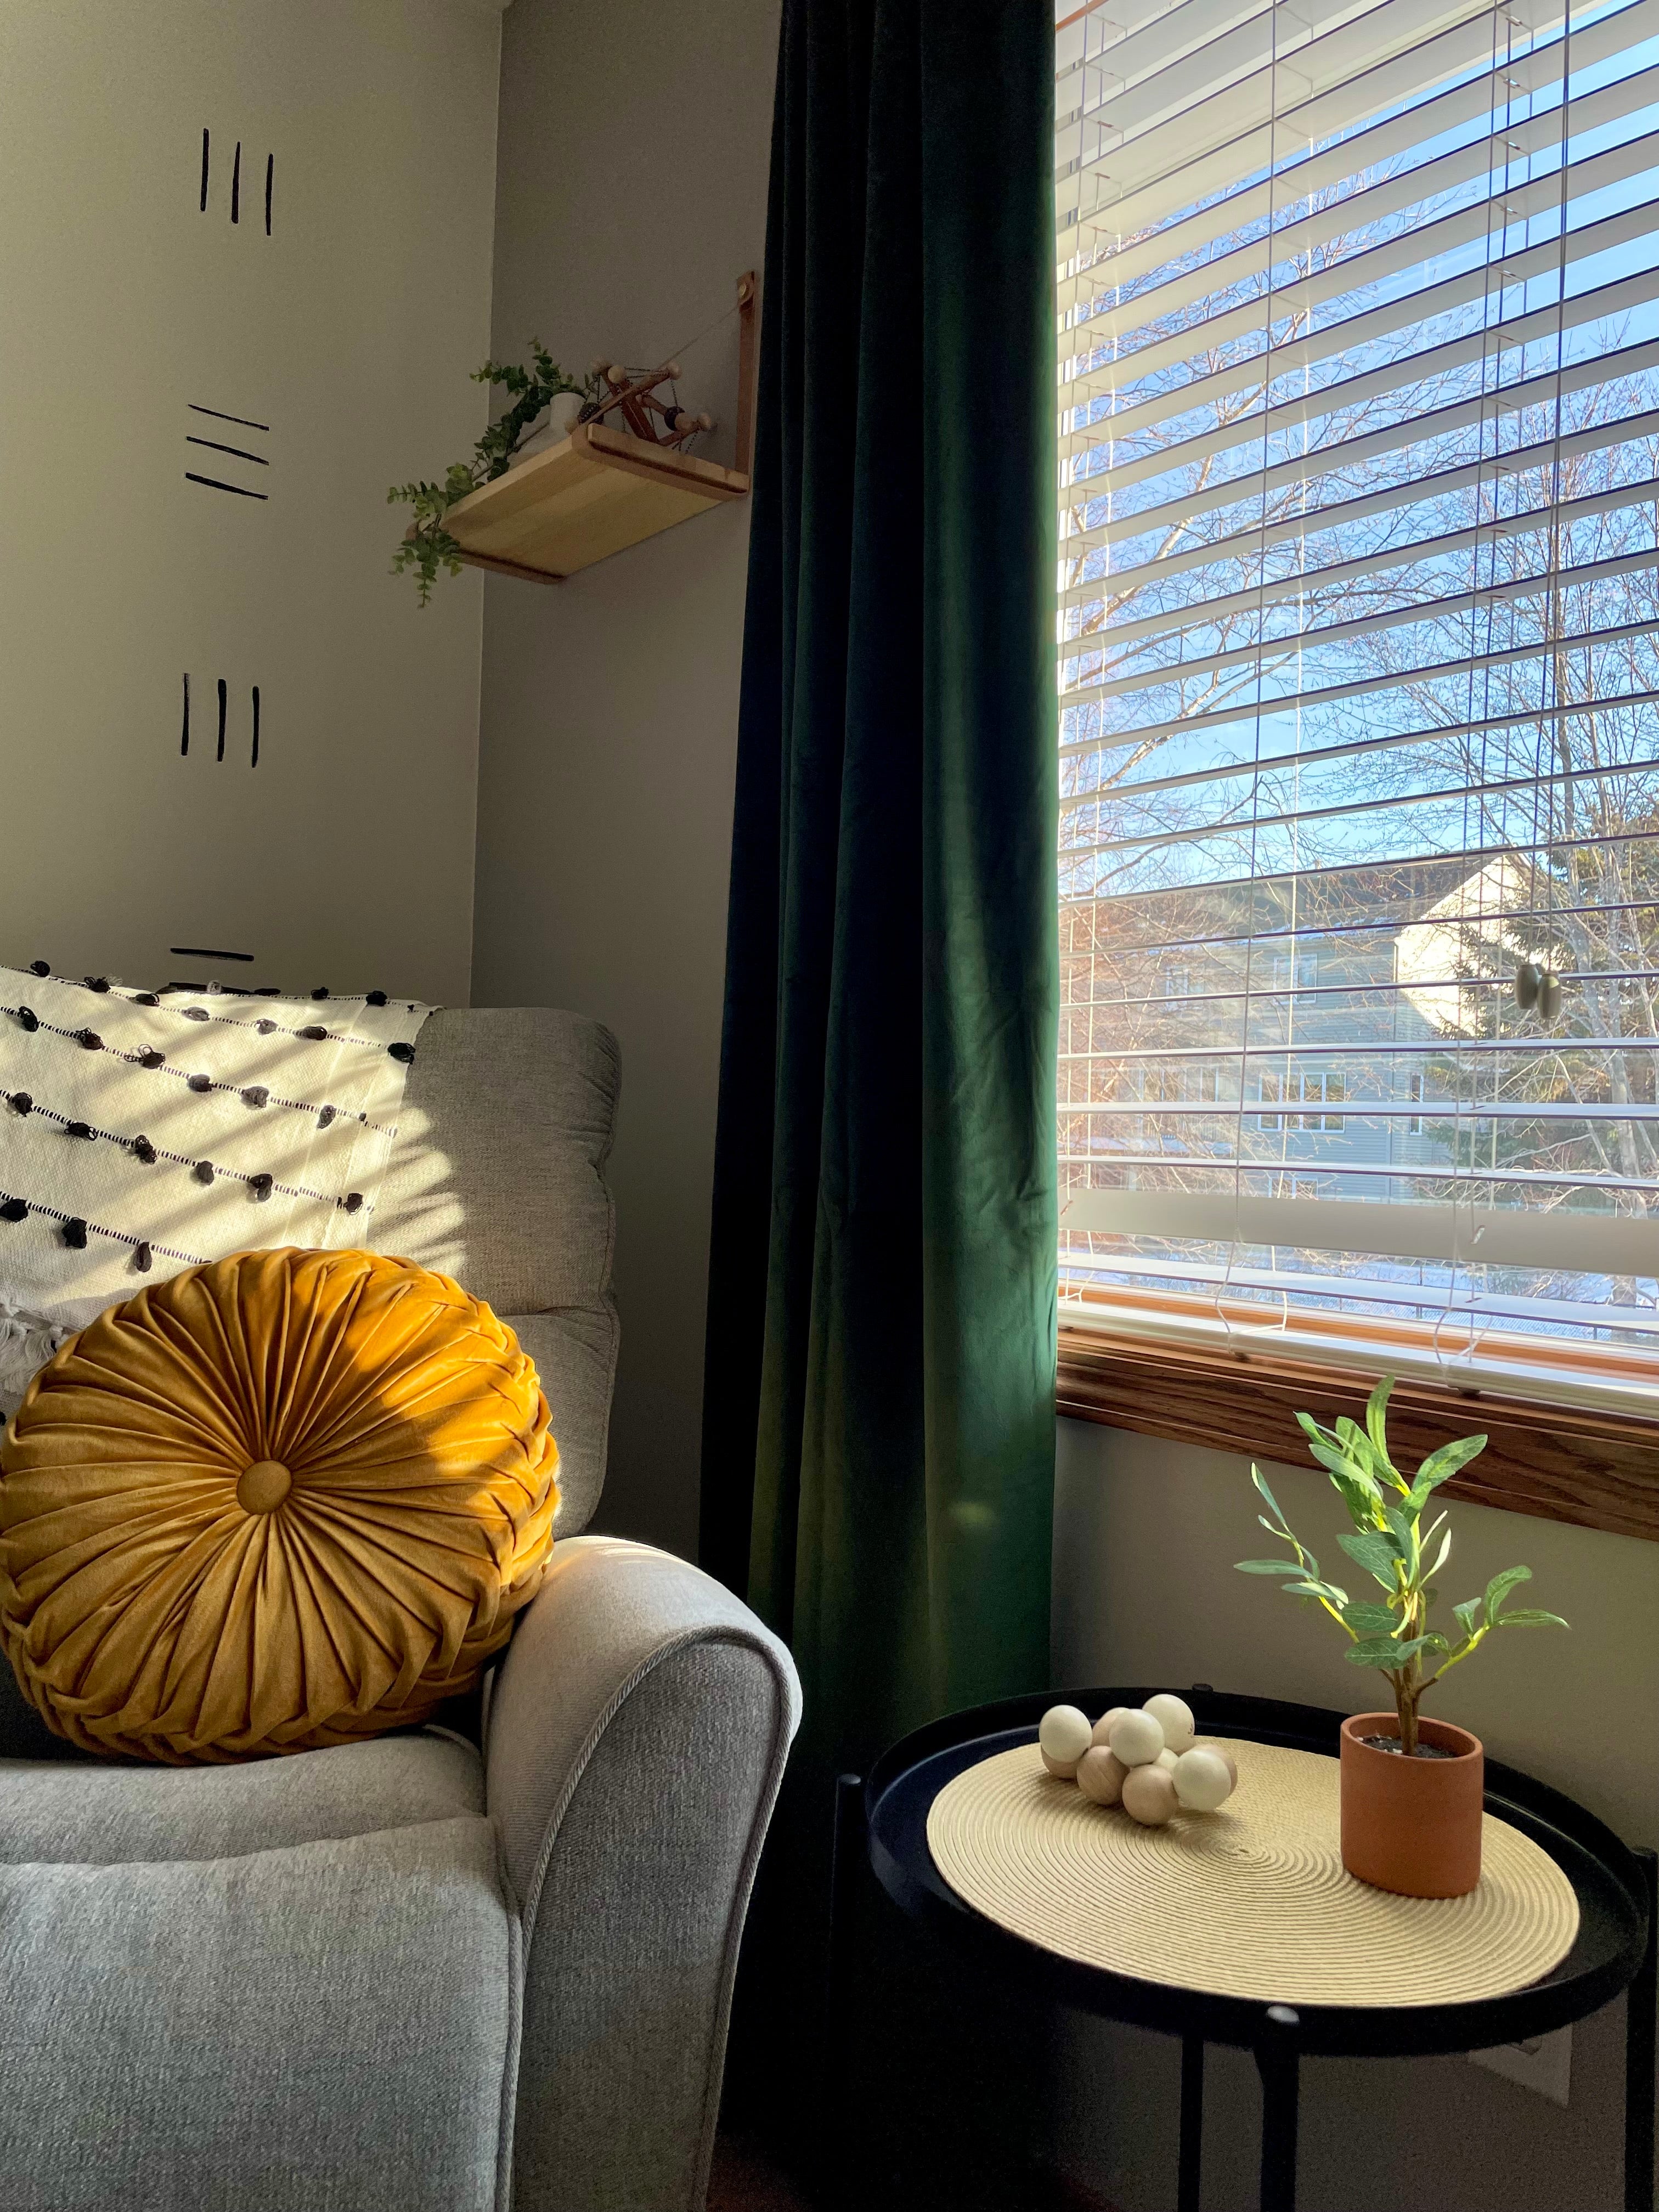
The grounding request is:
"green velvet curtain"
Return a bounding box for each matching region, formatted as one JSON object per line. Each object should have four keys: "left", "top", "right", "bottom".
{"left": 701, "top": 0, "right": 1057, "bottom": 1787}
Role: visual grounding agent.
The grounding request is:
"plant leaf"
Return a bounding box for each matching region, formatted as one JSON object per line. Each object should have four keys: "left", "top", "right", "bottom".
{"left": 1381, "top": 1505, "right": 1416, "bottom": 1556}
{"left": 1338, "top": 1530, "right": 1401, "bottom": 1588}
{"left": 1484, "top": 1565, "right": 1532, "bottom": 1625}
{"left": 1341, "top": 1600, "right": 1400, "bottom": 1634}
{"left": 1406, "top": 1433, "right": 1489, "bottom": 1510}
{"left": 1345, "top": 1638, "right": 1403, "bottom": 1668}
{"left": 1282, "top": 1578, "right": 1350, "bottom": 1605}
{"left": 1424, "top": 1525, "right": 1453, "bottom": 1578}
{"left": 1334, "top": 1416, "right": 1375, "bottom": 1471}
{"left": 1251, "top": 1465, "right": 1288, "bottom": 1523}
{"left": 1364, "top": 1376, "right": 1395, "bottom": 1464}
{"left": 1235, "top": 1559, "right": 1301, "bottom": 1575}
{"left": 1304, "top": 1435, "right": 1380, "bottom": 1494}
{"left": 1294, "top": 1410, "right": 1338, "bottom": 1450}
{"left": 1452, "top": 1597, "right": 1483, "bottom": 1640}
{"left": 1496, "top": 1608, "right": 1569, "bottom": 1629}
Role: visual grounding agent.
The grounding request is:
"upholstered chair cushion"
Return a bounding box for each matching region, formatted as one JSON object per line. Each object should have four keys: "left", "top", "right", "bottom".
{"left": 0, "top": 1248, "right": 557, "bottom": 1762}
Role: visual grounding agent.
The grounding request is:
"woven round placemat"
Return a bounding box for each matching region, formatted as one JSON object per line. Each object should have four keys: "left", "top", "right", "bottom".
{"left": 927, "top": 1740, "right": 1579, "bottom": 2007}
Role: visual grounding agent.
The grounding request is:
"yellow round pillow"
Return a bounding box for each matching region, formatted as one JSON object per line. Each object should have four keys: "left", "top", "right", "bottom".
{"left": 0, "top": 1248, "right": 558, "bottom": 1762}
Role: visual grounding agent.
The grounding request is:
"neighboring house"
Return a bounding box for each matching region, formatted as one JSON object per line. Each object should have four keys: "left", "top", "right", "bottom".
{"left": 1058, "top": 856, "right": 1528, "bottom": 1208}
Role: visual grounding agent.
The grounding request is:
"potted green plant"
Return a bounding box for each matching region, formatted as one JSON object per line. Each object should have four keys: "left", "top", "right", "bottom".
{"left": 1237, "top": 1378, "right": 1567, "bottom": 1897}
{"left": 388, "top": 342, "right": 602, "bottom": 605}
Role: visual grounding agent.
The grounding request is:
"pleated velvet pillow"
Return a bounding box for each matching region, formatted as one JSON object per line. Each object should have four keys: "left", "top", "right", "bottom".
{"left": 0, "top": 1248, "right": 558, "bottom": 1762}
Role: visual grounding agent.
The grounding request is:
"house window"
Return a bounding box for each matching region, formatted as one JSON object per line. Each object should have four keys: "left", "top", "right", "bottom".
{"left": 1406, "top": 1071, "right": 1426, "bottom": 1139}
{"left": 1254, "top": 1069, "right": 1345, "bottom": 1133}
{"left": 1053, "top": 0, "right": 1659, "bottom": 1386}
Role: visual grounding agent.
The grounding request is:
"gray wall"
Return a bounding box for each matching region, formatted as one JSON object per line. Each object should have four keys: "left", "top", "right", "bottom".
{"left": 471, "top": 0, "right": 780, "bottom": 1554}
{"left": 1052, "top": 1419, "right": 1659, "bottom": 2212}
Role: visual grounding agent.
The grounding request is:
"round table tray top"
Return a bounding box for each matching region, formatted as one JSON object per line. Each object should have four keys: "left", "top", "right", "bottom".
{"left": 927, "top": 1737, "right": 1579, "bottom": 2009}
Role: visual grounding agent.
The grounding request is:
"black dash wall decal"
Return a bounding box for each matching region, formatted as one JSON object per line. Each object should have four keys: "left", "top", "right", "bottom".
{"left": 170, "top": 947, "right": 254, "bottom": 961}
{"left": 180, "top": 673, "right": 190, "bottom": 757}
{"left": 185, "top": 473, "right": 268, "bottom": 500}
{"left": 231, "top": 141, "right": 241, "bottom": 224}
{"left": 216, "top": 679, "right": 227, "bottom": 763}
{"left": 200, "top": 129, "right": 210, "bottom": 213}
{"left": 265, "top": 154, "right": 273, "bottom": 236}
{"left": 185, "top": 436, "right": 268, "bottom": 467}
{"left": 251, "top": 684, "right": 261, "bottom": 768}
{"left": 189, "top": 404, "right": 270, "bottom": 432}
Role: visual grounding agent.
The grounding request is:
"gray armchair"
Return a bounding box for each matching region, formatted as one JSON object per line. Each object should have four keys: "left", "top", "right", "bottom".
{"left": 0, "top": 1007, "right": 800, "bottom": 2212}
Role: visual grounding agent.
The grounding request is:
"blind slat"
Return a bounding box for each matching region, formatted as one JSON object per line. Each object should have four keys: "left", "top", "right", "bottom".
{"left": 1060, "top": 1188, "right": 1659, "bottom": 1271}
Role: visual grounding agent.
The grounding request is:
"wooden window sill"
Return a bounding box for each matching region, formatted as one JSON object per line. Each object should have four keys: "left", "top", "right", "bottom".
{"left": 1057, "top": 1297, "right": 1659, "bottom": 1545}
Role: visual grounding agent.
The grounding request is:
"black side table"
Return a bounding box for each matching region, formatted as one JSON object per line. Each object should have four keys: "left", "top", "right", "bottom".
{"left": 832, "top": 1685, "right": 1656, "bottom": 2212}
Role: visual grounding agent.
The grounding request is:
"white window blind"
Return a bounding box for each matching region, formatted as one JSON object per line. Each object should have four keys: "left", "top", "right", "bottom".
{"left": 1053, "top": 0, "right": 1659, "bottom": 1398}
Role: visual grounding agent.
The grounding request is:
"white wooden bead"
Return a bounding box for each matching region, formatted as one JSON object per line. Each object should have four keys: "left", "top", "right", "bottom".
{"left": 1155, "top": 1747, "right": 1178, "bottom": 1771}
{"left": 1122, "top": 1764, "right": 1178, "bottom": 1825}
{"left": 1108, "top": 1708, "right": 1165, "bottom": 1767}
{"left": 1143, "top": 1693, "right": 1195, "bottom": 1754}
{"left": 1039, "top": 1704, "right": 1093, "bottom": 1767}
{"left": 1172, "top": 1746, "right": 1235, "bottom": 1812}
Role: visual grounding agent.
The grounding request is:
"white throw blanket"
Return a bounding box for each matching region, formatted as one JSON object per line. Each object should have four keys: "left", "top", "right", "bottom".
{"left": 0, "top": 966, "right": 432, "bottom": 1416}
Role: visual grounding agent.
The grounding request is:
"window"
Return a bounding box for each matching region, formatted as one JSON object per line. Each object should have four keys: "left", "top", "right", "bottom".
{"left": 1256, "top": 1068, "right": 1347, "bottom": 1131}
{"left": 1054, "top": 0, "right": 1659, "bottom": 1401}
{"left": 1407, "top": 1070, "right": 1427, "bottom": 1138}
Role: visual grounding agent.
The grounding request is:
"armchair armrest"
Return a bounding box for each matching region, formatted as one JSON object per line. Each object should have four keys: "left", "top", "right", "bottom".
{"left": 486, "top": 1534, "right": 801, "bottom": 2212}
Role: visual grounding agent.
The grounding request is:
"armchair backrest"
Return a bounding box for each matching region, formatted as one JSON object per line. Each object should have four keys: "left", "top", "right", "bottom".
{"left": 369, "top": 1006, "right": 620, "bottom": 1536}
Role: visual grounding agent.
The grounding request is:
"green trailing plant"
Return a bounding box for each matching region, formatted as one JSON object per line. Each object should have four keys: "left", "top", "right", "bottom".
{"left": 388, "top": 342, "right": 602, "bottom": 605}
{"left": 1236, "top": 1377, "right": 1567, "bottom": 1754}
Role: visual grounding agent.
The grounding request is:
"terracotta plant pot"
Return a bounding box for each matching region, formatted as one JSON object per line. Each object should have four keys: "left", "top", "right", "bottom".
{"left": 1340, "top": 1713, "right": 1484, "bottom": 1897}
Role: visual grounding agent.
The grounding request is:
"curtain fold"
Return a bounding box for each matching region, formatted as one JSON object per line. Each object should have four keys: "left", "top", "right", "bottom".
{"left": 701, "top": 0, "right": 1057, "bottom": 1791}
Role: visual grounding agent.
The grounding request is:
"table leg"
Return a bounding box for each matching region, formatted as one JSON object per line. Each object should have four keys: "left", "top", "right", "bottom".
{"left": 1628, "top": 1846, "right": 1657, "bottom": 2212}
{"left": 823, "top": 1774, "right": 866, "bottom": 2194}
{"left": 1255, "top": 2005, "right": 1300, "bottom": 2212}
{"left": 1178, "top": 2034, "right": 1205, "bottom": 2212}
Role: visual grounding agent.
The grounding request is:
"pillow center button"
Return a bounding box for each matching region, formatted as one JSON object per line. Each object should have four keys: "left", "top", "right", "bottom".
{"left": 236, "top": 1459, "right": 292, "bottom": 1514}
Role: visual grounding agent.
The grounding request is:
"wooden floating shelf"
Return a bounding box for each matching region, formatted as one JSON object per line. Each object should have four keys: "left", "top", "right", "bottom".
{"left": 438, "top": 422, "right": 751, "bottom": 583}
{"left": 437, "top": 270, "right": 757, "bottom": 584}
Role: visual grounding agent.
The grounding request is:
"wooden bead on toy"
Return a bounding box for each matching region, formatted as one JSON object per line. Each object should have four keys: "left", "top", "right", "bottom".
{"left": 1122, "top": 1764, "right": 1178, "bottom": 1825}
{"left": 1155, "top": 1748, "right": 1178, "bottom": 1771}
{"left": 1076, "top": 1747, "right": 1127, "bottom": 1805}
{"left": 1039, "top": 1703, "right": 1093, "bottom": 1770}
{"left": 1143, "top": 1692, "right": 1195, "bottom": 1754}
{"left": 1172, "top": 1746, "right": 1235, "bottom": 1812}
{"left": 1201, "top": 1743, "right": 1239, "bottom": 1791}
{"left": 1108, "top": 1708, "right": 1165, "bottom": 1767}
{"left": 1042, "top": 1749, "right": 1082, "bottom": 1779}
{"left": 1092, "top": 1707, "right": 1128, "bottom": 1746}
